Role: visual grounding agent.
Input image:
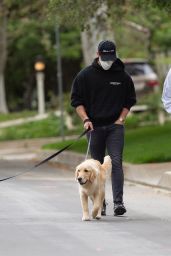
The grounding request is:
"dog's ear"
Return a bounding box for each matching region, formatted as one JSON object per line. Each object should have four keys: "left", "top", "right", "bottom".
{"left": 89, "top": 169, "right": 96, "bottom": 183}
{"left": 75, "top": 169, "right": 79, "bottom": 181}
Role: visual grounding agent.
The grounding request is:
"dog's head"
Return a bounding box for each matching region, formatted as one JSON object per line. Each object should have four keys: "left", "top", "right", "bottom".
{"left": 75, "top": 159, "right": 99, "bottom": 185}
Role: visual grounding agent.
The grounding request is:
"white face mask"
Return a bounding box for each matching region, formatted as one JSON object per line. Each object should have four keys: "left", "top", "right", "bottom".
{"left": 99, "top": 57, "right": 114, "bottom": 70}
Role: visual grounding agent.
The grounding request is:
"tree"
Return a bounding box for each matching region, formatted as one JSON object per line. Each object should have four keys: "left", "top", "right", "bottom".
{"left": 133, "top": 0, "right": 171, "bottom": 12}
{"left": 6, "top": 20, "right": 82, "bottom": 110}
{"left": 49, "top": 0, "right": 171, "bottom": 57}
{"left": 0, "top": 0, "right": 47, "bottom": 112}
{"left": 0, "top": 2, "right": 8, "bottom": 113}
{"left": 0, "top": 0, "right": 83, "bottom": 111}
{"left": 126, "top": 1, "right": 171, "bottom": 56}
{"left": 49, "top": 0, "right": 115, "bottom": 65}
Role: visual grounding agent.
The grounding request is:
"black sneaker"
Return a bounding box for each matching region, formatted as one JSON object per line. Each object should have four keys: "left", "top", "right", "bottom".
{"left": 114, "top": 203, "right": 126, "bottom": 216}
{"left": 101, "top": 200, "right": 107, "bottom": 216}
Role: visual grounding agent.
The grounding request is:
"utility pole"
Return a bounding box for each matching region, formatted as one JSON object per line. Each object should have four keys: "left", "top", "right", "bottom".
{"left": 55, "top": 25, "right": 65, "bottom": 141}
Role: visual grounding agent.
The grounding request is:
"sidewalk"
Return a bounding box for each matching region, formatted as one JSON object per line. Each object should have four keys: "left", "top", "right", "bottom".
{"left": 0, "top": 138, "right": 171, "bottom": 191}
{"left": 124, "top": 162, "right": 171, "bottom": 191}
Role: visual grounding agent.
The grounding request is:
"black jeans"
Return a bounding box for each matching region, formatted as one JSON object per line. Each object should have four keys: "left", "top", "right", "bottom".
{"left": 87, "top": 123, "right": 125, "bottom": 204}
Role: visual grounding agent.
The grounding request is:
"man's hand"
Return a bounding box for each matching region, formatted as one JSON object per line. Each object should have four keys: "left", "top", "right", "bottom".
{"left": 83, "top": 119, "right": 94, "bottom": 131}
{"left": 114, "top": 119, "right": 124, "bottom": 125}
{"left": 76, "top": 106, "right": 94, "bottom": 130}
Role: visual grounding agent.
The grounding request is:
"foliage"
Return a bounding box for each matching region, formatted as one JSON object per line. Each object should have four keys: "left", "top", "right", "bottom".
{"left": 138, "top": 91, "right": 162, "bottom": 110}
{"left": 2, "top": 0, "right": 47, "bottom": 18}
{"left": 107, "top": 1, "right": 171, "bottom": 58}
{"left": 133, "top": 0, "right": 171, "bottom": 12}
{"left": 1, "top": 0, "right": 171, "bottom": 111}
{"left": 60, "top": 28, "right": 82, "bottom": 59}
{"left": 6, "top": 18, "right": 81, "bottom": 110}
{"left": 6, "top": 19, "right": 50, "bottom": 110}
{"left": 48, "top": 0, "right": 104, "bottom": 29}
{"left": 154, "top": 24, "right": 171, "bottom": 52}
{"left": 0, "top": 0, "right": 82, "bottom": 111}
{"left": 126, "top": 1, "right": 171, "bottom": 55}
{"left": 49, "top": 0, "right": 171, "bottom": 57}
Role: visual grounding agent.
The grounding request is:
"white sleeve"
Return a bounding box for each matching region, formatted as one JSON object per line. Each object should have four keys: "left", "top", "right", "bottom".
{"left": 162, "top": 68, "right": 171, "bottom": 114}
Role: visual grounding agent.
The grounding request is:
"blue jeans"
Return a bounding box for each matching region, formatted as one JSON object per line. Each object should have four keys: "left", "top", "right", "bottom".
{"left": 87, "top": 123, "right": 125, "bottom": 204}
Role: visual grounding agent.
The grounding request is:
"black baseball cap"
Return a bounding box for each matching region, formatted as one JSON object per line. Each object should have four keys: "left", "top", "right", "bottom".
{"left": 98, "top": 40, "right": 117, "bottom": 61}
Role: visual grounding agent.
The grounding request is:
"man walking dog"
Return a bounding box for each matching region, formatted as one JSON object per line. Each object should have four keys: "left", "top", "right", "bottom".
{"left": 71, "top": 40, "right": 136, "bottom": 216}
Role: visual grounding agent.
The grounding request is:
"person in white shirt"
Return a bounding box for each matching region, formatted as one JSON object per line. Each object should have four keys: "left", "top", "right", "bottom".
{"left": 162, "top": 68, "right": 171, "bottom": 113}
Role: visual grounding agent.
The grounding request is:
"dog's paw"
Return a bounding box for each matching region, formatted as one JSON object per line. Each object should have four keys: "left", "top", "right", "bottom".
{"left": 82, "top": 216, "right": 90, "bottom": 221}
{"left": 95, "top": 215, "right": 101, "bottom": 220}
{"left": 92, "top": 208, "right": 99, "bottom": 219}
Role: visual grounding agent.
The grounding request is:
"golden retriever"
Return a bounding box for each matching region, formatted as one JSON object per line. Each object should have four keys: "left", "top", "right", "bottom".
{"left": 75, "top": 156, "right": 111, "bottom": 221}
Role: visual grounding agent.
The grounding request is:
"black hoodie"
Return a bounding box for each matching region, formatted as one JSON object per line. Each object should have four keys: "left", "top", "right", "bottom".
{"left": 71, "top": 58, "right": 136, "bottom": 126}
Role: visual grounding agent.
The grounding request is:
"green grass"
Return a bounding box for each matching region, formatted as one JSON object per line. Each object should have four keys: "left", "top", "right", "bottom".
{"left": 1, "top": 110, "right": 171, "bottom": 163}
{"left": 123, "top": 123, "right": 171, "bottom": 163}
{"left": 43, "top": 137, "right": 88, "bottom": 153}
{"left": 0, "top": 114, "right": 61, "bottom": 140}
{"left": 43, "top": 123, "right": 171, "bottom": 164}
{"left": 0, "top": 111, "right": 37, "bottom": 122}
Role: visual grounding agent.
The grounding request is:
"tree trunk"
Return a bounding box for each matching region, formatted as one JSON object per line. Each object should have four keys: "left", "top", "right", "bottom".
{"left": 81, "top": 4, "right": 115, "bottom": 66}
{"left": 0, "top": 10, "right": 8, "bottom": 113}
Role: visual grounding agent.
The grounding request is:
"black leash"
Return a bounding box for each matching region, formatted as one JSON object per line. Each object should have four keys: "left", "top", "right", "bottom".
{"left": 0, "top": 129, "right": 89, "bottom": 182}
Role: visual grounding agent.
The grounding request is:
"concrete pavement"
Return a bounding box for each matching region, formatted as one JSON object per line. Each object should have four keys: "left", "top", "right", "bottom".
{"left": 0, "top": 137, "right": 171, "bottom": 191}
{"left": 0, "top": 160, "right": 171, "bottom": 256}
{"left": 124, "top": 162, "right": 171, "bottom": 191}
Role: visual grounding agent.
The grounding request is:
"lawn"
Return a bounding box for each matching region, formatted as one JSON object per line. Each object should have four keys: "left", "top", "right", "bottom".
{"left": 123, "top": 123, "right": 171, "bottom": 163}
{"left": 0, "top": 114, "right": 61, "bottom": 140}
{"left": 1, "top": 111, "right": 171, "bottom": 163}
{"left": 0, "top": 111, "right": 37, "bottom": 122}
{"left": 43, "top": 123, "right": 171, "bottom": 164}
{"left": 0, "top": 111, "right": 82, "bottom": 140}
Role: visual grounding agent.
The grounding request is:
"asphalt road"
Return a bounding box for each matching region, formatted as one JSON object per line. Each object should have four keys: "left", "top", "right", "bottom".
{"left": 0, "top": 159, "right": 171, "bottom": 256}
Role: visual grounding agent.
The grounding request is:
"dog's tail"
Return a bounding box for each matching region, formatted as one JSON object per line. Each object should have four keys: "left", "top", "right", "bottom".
{"left": 102, "top": 155, "right": 112, "bottom": 173}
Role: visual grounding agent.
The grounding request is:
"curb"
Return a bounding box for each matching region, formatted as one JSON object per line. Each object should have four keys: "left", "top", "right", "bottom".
{"left": 158, "top": 171, "right": 171, "bottom": 190}
{"left": 44, "top": 151, "right": 171, "bottom": 191}
{"left": 124, "top": 162, "right": 171, "bottom": 191}
{"left": 37, "top": 150, "right": 86, "bottom": 170}
{"left": 1, "top": 147, "right": 171, "bottom": 191}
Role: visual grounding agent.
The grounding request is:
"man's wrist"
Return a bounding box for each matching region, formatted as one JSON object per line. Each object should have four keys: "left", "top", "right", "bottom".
{"left": 83, "top": 118, "right": 91, "bottom": 124}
